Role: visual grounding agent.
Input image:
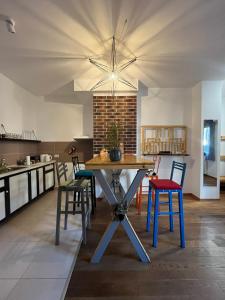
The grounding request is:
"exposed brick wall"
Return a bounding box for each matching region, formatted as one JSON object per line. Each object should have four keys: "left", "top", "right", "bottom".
{"left": 93, "top": 95, "right": 137, "bottom": 154}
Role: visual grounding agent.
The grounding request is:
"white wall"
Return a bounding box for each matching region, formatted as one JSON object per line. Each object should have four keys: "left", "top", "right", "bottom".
{"left": 141, "top": 88, "right": 191, "bottom": 126}
{"left": 200, "top": 81, "right": 222, "bottom": 199}
{"left": 140, "top": 88, "right": 192, "bottom": 193}
{"left": 190, "top": 83, "right": 202, "bottom": 198}
{"left": 0, "top": 73, "right": 85, "bottom": 141}
{"left": 37, "top": 101, "right": 83, "bottom": 141}
{"left": 0, "top": 73, "right": 40, "bottom": 135}
{"left": 221, "top": 86, "right": 225, "bottom": 177}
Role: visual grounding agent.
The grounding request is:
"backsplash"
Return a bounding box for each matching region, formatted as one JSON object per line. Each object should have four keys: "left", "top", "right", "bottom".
{"left": 0, "top": 139, "right": 93, "bottom": 165}
{"left": 0, "top": 141, "right": 39, "bottom": 165}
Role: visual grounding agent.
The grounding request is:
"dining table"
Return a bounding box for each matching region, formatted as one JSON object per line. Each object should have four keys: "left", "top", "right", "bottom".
{"left": 85, "top": 154, "right": 154, "bottom": 263}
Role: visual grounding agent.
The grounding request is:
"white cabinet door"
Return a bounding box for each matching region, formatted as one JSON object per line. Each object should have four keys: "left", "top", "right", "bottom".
{"left": 38, "top": 168, "right": 44, "bottom": 194}
{"left": 31, "top": 170, "right": 37, "bottom": 200}
{"left": 9, "top": 173, "right": 29, "bottom": 213}
{"left": 0, "top": 180, "right": 6, "bottom": 221}
{"left": 45, "top": 171, "right": 54, "bottom": 190}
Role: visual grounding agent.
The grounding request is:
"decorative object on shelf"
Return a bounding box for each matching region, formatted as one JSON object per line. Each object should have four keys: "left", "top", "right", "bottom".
{"left": 141, "top": 125, "right": 187, "bottom": 155}
{"left": 106, "top": 122, "right": 122, "bottom": 161}
{"left": 100, "top": 147, "right": 108, "bottom": 158}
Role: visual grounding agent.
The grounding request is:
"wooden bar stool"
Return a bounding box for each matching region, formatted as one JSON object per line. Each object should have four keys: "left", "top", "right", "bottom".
{"left": 72, "top": 156, "right": 96, "bottom": 214}
{"left": 55, "top": 162, "right": 91, "bottom": 245}
{"left": 136, "top": 156, "right": 161, "bottom": 214}
{"left": 146, "top": 161, "right": 186, "bottom": 248}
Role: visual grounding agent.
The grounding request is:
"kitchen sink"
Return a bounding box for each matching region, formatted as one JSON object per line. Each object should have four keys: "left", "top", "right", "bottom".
{"left": 7, "top": 166, "right": 27, "bottom": 171}
{"left": 0, "top": 165, "right": 27, "bottom": 174}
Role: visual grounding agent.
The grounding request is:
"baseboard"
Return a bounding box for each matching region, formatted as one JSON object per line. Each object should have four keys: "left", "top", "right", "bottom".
{"left": 183, "top": 193, "right": 199, "bottom": 200}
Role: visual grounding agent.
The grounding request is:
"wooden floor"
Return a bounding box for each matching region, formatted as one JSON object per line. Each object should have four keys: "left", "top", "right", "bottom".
{"left": 66, "top": 192, "right": 225, "bottom": 300}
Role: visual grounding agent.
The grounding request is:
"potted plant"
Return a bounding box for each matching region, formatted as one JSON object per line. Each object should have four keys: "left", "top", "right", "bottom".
{"left": 106, "top": 122, "right": 122, "bottom": 161}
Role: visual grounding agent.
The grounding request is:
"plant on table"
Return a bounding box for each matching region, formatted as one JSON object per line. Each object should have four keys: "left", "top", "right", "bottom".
{"left": 106, "top": 122, "right": 122, "bottom": 161}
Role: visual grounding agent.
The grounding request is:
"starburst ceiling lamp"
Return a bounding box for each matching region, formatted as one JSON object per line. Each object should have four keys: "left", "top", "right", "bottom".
{"left": 89, "top": 36, "right": 137, "bottom": 94}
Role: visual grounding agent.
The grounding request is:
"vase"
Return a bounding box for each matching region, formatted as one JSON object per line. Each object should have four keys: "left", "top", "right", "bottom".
{"left": 109, "top": 148, "right": 121, "bottom": 161}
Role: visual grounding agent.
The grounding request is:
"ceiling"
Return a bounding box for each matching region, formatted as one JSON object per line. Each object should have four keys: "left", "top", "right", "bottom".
{"left": 1, "top": 0, "right": 225, "bottom": 96}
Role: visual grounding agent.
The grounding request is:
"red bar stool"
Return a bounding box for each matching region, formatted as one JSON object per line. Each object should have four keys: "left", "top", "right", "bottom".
{"left": 146, "top": 161, "right": 186, "bottom": 248}
{"left": 136, "top": 156, "right": 161, "bottom": 214}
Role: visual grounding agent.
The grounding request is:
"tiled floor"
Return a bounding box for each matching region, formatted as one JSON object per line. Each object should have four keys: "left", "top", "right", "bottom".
{"left": 0, "top": 190, "right": 82, "bottom": 300}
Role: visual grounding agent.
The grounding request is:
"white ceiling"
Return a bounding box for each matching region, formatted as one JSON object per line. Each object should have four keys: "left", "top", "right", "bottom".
{"left": 1, "top": 0, "right": 225, "bottom": 96}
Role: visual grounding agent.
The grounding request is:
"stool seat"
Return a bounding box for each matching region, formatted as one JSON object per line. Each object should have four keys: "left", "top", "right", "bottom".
{"left": 149, "top": 179, "right": 182, "bottom": 190}
{"left": 75, "top": 170, "right": 94, "bottom": 177}
{"left": 72, "top": 156, "right": 96, "bottom": 215}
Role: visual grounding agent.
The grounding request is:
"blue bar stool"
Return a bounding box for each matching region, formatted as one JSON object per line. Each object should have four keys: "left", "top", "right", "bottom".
{"left": 72, "top": 156, "right": 96, "bottom": 214}
{"left": 146, "top": 161, "right": 186, "bottom": 248}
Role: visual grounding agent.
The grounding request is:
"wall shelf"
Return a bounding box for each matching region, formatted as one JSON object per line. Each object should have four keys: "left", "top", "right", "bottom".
{"left": 0, "top": 137, "right": 41, "bottom": 143}
{"left": 141, "top": 125, "right": 187, "bottom": 156}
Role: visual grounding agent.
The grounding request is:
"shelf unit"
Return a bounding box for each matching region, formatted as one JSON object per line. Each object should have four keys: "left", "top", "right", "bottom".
{"left": 0, "top": 137, "right": 41, "bottom": 143}
{"left": 141, "top": 125, "right": 187, "bottom": 155}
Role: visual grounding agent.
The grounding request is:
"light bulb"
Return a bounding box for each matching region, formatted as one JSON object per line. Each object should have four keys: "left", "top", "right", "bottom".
{"left": 109, "top": 72, "right": 118, "bottom": 80}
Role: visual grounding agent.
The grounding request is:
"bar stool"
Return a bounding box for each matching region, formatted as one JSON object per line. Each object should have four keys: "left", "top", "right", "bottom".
{"left": 55, "top": 162, "right": 91, "bottom": 245}
{"left": 136, "top": 156, "right": 161, "bottom": 214}
{"left": 146, "top": 161, "right": 186, "bottom": 248}
{"left": 72, "top": 156, "right": 96, "bottom": 214}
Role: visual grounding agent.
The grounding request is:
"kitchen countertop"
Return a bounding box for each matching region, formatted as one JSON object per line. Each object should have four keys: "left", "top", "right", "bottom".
{"left": 0, "top": 160, "right": 56, "bottom": 179}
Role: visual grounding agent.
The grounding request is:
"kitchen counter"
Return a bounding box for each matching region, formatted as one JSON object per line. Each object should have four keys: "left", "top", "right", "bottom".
{"left": 0, "top": 160, "right": 56, "bottom": 179}
{"left": 0, "top": 160, "right": 56, "bottom": 222}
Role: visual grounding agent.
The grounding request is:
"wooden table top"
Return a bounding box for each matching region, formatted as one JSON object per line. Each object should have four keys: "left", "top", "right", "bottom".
{"left": 85, "top": 155, "right": 154, "bottom": 170}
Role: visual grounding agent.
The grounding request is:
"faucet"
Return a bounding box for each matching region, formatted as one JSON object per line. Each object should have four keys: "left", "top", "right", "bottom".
{"left": 0, "top": 158, "right": 7, "bottom": 168}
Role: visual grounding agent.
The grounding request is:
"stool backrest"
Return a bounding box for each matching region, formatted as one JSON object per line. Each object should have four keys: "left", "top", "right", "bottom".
{"left": 72, "top": 156, "right": 80, "bottom": 173}
{"left": 170, "top": 161, "right": 186, "bottom": 187}
{"left": 56, "top": 162, "right": 68, "bottom": 185}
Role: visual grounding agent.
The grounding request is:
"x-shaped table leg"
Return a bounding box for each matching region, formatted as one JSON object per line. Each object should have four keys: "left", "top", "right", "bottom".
{"left": 91, "top": 169, "right": 150, "bottom": 263}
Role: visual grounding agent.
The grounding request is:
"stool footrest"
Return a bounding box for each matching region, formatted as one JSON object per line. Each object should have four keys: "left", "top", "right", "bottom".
{"left": 158, "top": 211, "right": 179, "bottom": 216}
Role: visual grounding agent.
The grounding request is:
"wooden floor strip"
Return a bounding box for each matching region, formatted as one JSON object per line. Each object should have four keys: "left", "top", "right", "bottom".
{"left": 66, "top": 193, "right": 225, "bottom": 300}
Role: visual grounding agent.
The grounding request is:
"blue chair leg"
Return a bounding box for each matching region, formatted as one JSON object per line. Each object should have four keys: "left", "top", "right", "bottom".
{"left": 146, "top": 186, "right": 153, "bottom": 232}
{"left": 153, "top": 190, "right": 159, "bottom": 248}
{"left": 178, "top": 190, "right": 185, "bottom": 248}
{"left": 168, "top": 191, "right": 174, "bottom": 232}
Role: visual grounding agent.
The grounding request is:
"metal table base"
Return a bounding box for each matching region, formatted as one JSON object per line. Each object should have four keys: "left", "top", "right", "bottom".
{"left": 91, "top": 169, "right": 151, "bottom": 263}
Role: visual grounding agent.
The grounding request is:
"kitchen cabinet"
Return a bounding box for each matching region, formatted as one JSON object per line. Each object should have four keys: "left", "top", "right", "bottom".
{"left": 38, "top": 167, "right": 44, "bottom": 194}
{"left": 9, "top": 173, "right": 29, "bottom": 213}
{"left": 0, "top": 162, "right": 55, "bottom": 221}
{"left": 44, "top": 164, "right": 55, "bottom": 191}
{"left": 0, "top": 179, "right": 6, "bottom": 221}
{"left": 30, "top": 170, "right": 37, "bottom": 200}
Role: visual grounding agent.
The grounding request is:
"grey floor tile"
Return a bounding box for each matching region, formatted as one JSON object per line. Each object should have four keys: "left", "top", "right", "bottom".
{"left": 0, "top": 279, "right": 18, "bottom": 300}
{"left": 6, "top": 278, "right": 66, "bottom": 300}
{"left": 0, "top": 190, "right": 82, "bottom": 299}
{"left": 22, "top": 261, "right": 73, "bottom": 279}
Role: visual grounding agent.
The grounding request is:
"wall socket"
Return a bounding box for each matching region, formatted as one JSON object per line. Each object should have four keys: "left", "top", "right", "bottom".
{"left": 54, "top": 154, "right": 59, "bottom": 158}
